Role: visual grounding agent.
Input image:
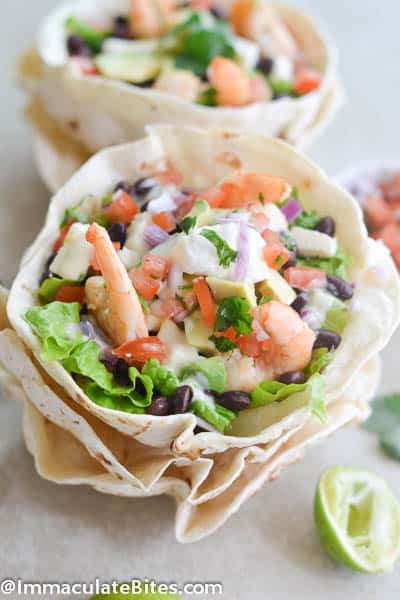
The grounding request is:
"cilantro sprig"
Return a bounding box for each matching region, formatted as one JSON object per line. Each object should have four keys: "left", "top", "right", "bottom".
{"left": 201, "top": 229, "right": 238, "bottom": 268}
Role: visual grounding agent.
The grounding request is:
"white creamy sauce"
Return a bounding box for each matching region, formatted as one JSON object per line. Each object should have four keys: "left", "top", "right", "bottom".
{"left": 305, "top": 289, "right": 336, "bottom": 330}
{"left": 50, "top": 223, "right": 93, "bottom": 280}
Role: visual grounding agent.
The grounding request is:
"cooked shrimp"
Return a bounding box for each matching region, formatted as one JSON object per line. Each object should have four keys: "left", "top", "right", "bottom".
{"left": 130, "top": 0, "right": 175, "bottom": 38}
{"left": 154, "top": 69, "right": 202, "bottom": 102}
{"left": 229, "top": 0, "right": 298, "bottom": 59}
{"left": 256, "top": 300, "right": 315, "bottom": 376}
{"left": 217, "top": 171, "right": 290, "bottom": 208}
{"left": 224, "top": 350, "right": 270, "bottom": 392}
{"left": 86, "top": 223, "right": 147, "bottom": 345}
{"left": 208, "top": 57, "right": 251, "bottom": 107}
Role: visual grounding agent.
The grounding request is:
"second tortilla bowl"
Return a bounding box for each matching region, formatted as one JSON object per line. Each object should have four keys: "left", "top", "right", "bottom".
{"left": 19, "top": 0, "right": 343, "bottom": 192}
{"left": 3, "top": 125, "right": 400, "bottom": 462}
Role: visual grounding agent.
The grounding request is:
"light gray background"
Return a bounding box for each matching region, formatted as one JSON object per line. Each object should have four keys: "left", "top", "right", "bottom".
{"left": 1, "top": 1, "right": 400, "bottom": 599}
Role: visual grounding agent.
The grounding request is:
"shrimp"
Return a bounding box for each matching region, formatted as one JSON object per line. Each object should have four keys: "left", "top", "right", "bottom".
{"left": 225, "top": 350, "right": 270, "bottom": 392}
{"left": 86, "top": 223, "right": 147, "bottom": 346}
{"left": 129, "top": 0, "right": 176, "bottom": 38}
{"left": 216, "top": 171, "right": 291, "bottom": 208}
{"left": 256, "top": 300, "right": 315, "bottom": 376}
{"left": 229, "top": 0, "right": 298, "bottom": 59}
{"left": 154, "top": 69, "right": 202, "bottom": 102}
{"left": 208, "top": 57, "right": 251, "bottom": 107}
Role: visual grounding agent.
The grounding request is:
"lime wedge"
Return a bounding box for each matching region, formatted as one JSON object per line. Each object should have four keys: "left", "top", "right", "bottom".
{"left": 314, "top": 466, "right": 400, "bottom": 572}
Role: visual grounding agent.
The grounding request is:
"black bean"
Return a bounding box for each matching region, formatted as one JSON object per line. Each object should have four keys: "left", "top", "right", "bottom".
{"left": 108, "top": 223, "right": 127, "bottom": 248}
{"left": 140, "top": 201, "right": 149, "bottom": 213}
{"left": 217, "top": 391, "right": 250, "bottom": 412}
{"left": 315, "top": 216, "right": 336, "bottom": 237}
{"left": 67, "top": 35, "right": 92, "bottom": 57}
{"left": 147, "top": 396, "right": 169, "bottom": 416}
{"left": 291, "top": 291, "right": 309, "bottom": 314}
{"left": 169, "top": 385, "right": 194, "bottom": 414}
{"left": 194, "top": 425, "right": 208, "bottom": 435}
{"left": 257, "top": 56, "right": 274, "bottom": 76}
{"left": 210, "top": 5, "right": 227, "bottom": 19}
{"left": 313, "top": 329, "right": 341, "bottom": 351}
{"left": 326, "top": 274, "right": 354, "bottom": 300}
{"left": 101, "top": 352, "right": 131, "bottom": 386}
{"left": 133, "top": 79, "right": 156, "bottom": 88}
{"left": 114, "top": 180, "right": 133, "bottom": 195}
{"left": 133, "top": 177, "right": 157, "bottom": 198}
{"left": 278, "top": 371, "right": 306, "bottom": 385}
{"left": 113, "top": 15, "right": 131, "bottom": 39}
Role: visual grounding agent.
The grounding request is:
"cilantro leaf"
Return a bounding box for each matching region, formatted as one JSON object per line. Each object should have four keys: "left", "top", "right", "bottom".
{"left": 201, "top": 229, "right": 238, "bottom": 267}
{"left": 179, "top": 215, "right": 197, "bottom": 234}
{"left": 291, "top": 209, "right": 320, "bottom": 230}
{"left": 209, "top": 335, "right": 238, "bottom": 352}
{"left": 214, "top": 297, "right": 253, "bottom": 336}
{"left": 197, "top": 86, "right": 217, "bottom": 106}
{"left": 61, "top": 207, "right": 90, "bottom": 227}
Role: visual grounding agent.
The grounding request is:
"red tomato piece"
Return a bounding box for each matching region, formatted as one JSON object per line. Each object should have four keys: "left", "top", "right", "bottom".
{"left": 55, "top": 286, "right": 86, "bottom": 304}
{"left": 142, "top": 253, "right": 170, "bottom": 279}
{"left": 262, "top": 229, "right": 290, "bottom": 270}
{"left": 284, "top": 266, "right": 327, "bottom": 290}
{"left": 193, "top": 277, "right": 216, "bottom": 328}
{"left": 129, "top": 268, "right": 161, "bottom": 301}
{"left": 294, "top": 67, "right": 321, "bottom": 95}
{"left": 237, "top": 333, "right": 261, "bottom": 358}
{"left": 103, "top": 191, "right": 140, "bottom": 225}
{"left": 153, "top": 169, "right": 182, "bottom": 186}
{"left": 152, "top": 211, "right": 176, "bottom": 232}
{"left": 114, "top": 337, "right": 168, "bottom": 365}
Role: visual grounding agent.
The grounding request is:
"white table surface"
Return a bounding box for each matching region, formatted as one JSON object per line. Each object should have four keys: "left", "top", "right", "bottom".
{"left": 1, "top": 1, "right": 400, "bottom": 599}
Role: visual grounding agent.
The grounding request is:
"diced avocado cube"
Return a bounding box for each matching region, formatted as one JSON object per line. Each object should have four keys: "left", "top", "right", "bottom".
{"left": 206, "top": 277, "right": 257, "bottom": 308}
{"left": 95, "top": 52, "right": 161, "bottom": 83}
{"left": 187, "top": 199, "right": 215, "bottom": 227}
{"left": 257, "top": 269, "right": 296, "bottom": 305}
{"left": 184, "top": 310, "right": 217, "bottom": 355}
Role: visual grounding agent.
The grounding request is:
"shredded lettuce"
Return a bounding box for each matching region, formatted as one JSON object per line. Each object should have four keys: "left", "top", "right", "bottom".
{"left": 190, "top": 399, "right": 237, "bottom": 433}
{"left": 297, "top": 248, "right": 352, "bottom": 280}
{"left": 142, "top": 359, "right": 179, "bottom": 397}
{"left": 305, "top": 348, "right": 333, "bottom": 379}
{"left": 63, "top": 339, "right": 153, "bottom": 410}
{"left": 322, "top": 299, "right": 349, "bottom": 334}
{"left": 25, "top": 302, "right": 83, "bottom": 361}
{"left": 38, "top": 278, "right": 83, "bottom": 304}
{"left": 181, "top": 357, "right": 226, "bottom": 393}
{"left": 308, "top": 374, "right": 327, "bottom": 422}
{"left": 250, "top": 380, "right": 307, "bottom": 409}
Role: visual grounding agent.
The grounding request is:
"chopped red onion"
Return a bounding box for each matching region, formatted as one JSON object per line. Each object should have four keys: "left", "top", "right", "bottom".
{"left": 173, "top": 308, "right": 190, "bottom": 324}
{"left": 168, "top": 264, "right": 183, "bottom": 290}
{"left": 281, "top": 198, "right": 302, "bottom": 222}
{"left": 144, "top": 225, "right": 169, "bottom": 248}
{"left": 79, "top": 317, "right": 112, "bottom": 350}
{"left": 235, "top": 223, "right": 250, "bottom": 281}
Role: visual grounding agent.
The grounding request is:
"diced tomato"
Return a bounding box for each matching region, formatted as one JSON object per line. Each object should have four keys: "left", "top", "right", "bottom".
{"left": 103, "top": 191, "right": 140, "bottom": 225}
{"left": 219, "top": 173, "right": 288, "bottom": 208}
{"left": 91, "top": 242, "right": 120, "bottom": 271}
{"left": 175, "top": 194, "right": 196, "bottom": 220}
{"left": 55, "top": 286, "right": 86, "bottom": 304}
{"left": 364, "top": 193, "right": 394, "bottom": 230}
{"left": 75, "top": 56, "right": 99, "bottom": 76}
{"left": 380, "top": 174, "right": 400, "bottom": 204}
{"left": 142, "top": 253, "right": 170, "bottom": 279}
{"left": 114, "top": 336, "right": 168, "bottom": 365}
{"left": 152, "top": 211, "right": 176, "bottom": 232}
{"left": 53, "top": 221, "right": 74, "bottom": 253}
{"left": 152, "top": 297, "right": 185, "bottom": 319}
{"left": 153, "top": 169, "right": 182, "bottom": 186}
{"left": 218, "top": 182, "right": 244, "bottom": 209}
{"left": 294, "top": 67, "right": 321, "bottom": 95}
{"left": 284, "top": 266, "right": 327, "bottom": 290}
{"left": 237, "top": 333, "right": 261, "bottom": 358}
{"left": 213, "top": 326, "right": 237, "bottom": 343}
{"left": 378, "top": 223, "right": 400, "bottom": 269}
{"left": 193, "top": 277, "right": 216, "bottom": 328}
{"left": 129, "top": 268, "right": 161, "bottom": 301}
{"left": 199, "top": 187, "right": 226, "bottom": 209}
{"left": 262, "top": 229, "right": 291, "bottom": 270}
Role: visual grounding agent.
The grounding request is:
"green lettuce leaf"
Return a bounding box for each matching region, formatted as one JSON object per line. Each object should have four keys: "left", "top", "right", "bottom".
{"left": 190, "top": 400, "right": 237, "bottom": 433}
{"left": 250, "top": 379, "right": 307, "bottom": 409}
{"left": 38, "top": 278, "right": 83, "bottom": 304}
{"left": 322, "top": 299, "right": 349, "bottom": 334}
{"left": 61, "top": 207, "right": 91, "bottom": 227}
{"left": 142, "top": 359, "right": 179, "bottom": 397}
{"left": 308, "top": 374, "right": 327, "bottom": 422}
{"left": 181, "top": 357, "right": 226, "bottom": 393}
{"left": 291, "top": 209, "right": 320, "bottom": 230}
{"left": 304, "top": 348, "right": 333, "bottom": 379}
{"left": 62, "top": 339, "right": 153, "bottom": 409}
{"left": 65, "top": 16, "right": 108, "bottom": 53}
{"left": 297, "top": 248, "right": 352, "bottom": 280}
{"left": 25, "top": 302, "right": 83, "bottom": 361}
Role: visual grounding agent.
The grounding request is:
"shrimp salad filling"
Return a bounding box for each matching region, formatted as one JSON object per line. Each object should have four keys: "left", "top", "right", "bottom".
{"left": 26, "top": 169, "right": 354, "bottom": 434}
{"left": 64, "top": 0, "right": 322, "bottom": 107}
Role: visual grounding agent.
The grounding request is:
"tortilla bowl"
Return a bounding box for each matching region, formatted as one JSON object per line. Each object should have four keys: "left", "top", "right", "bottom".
{"left": 18, "top": 0, "right": 343, "bottom": 181}
{"left": 4, "top": 126, "right": 400, "bottom": 462}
